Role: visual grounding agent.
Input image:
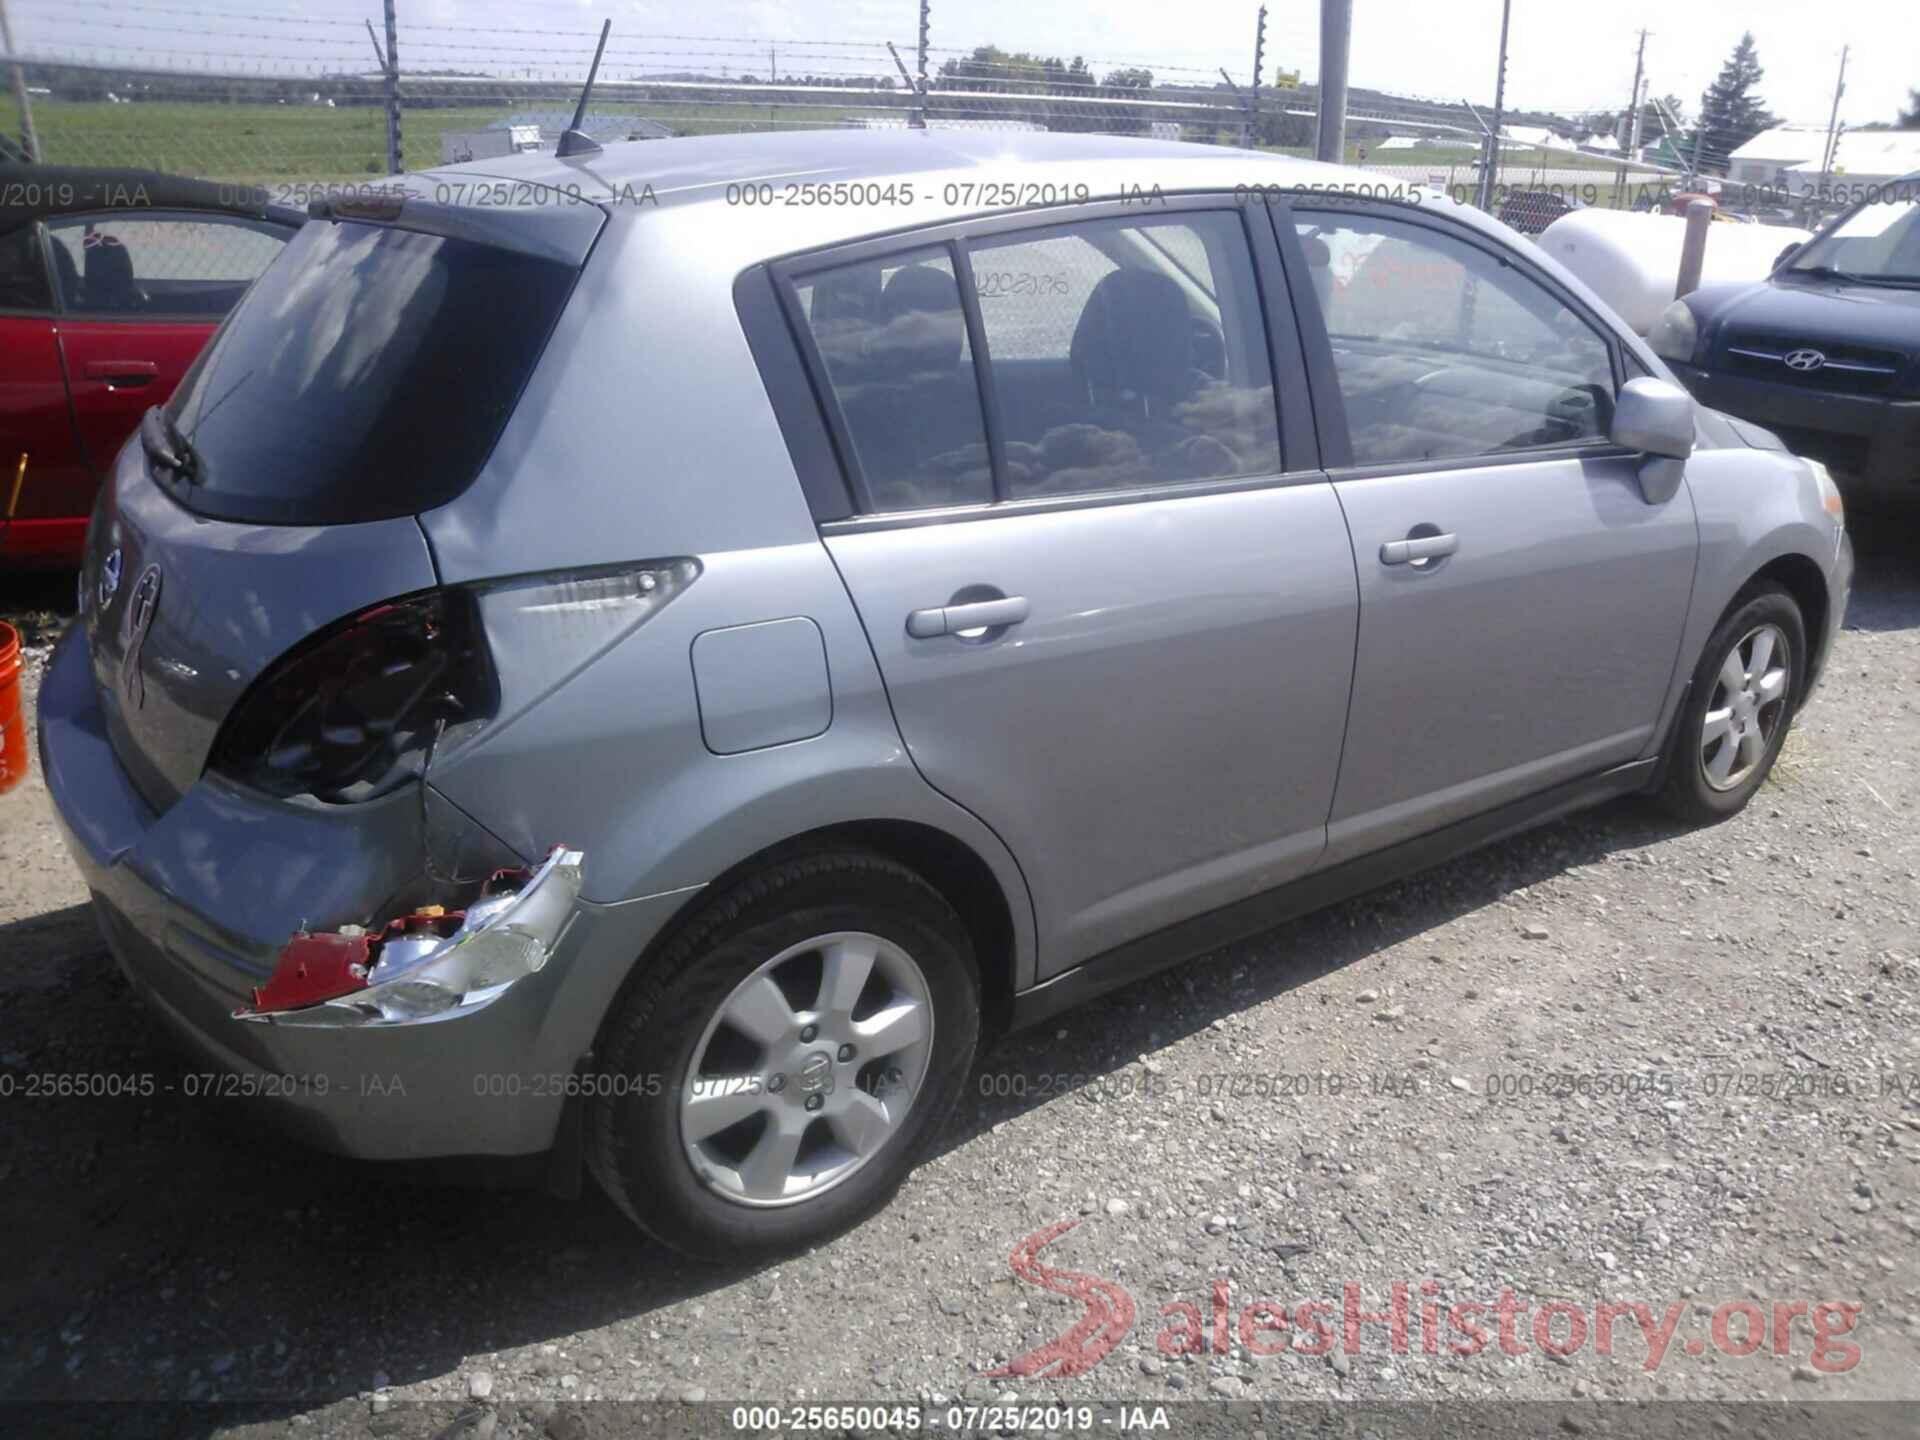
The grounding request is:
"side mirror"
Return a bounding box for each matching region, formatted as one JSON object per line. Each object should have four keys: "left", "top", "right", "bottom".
{"left": 1773, "top": 241, "right": 1803, "bottom": 271}
{"left": 1611, "top": 376, "right": 1695, "bottom": 504}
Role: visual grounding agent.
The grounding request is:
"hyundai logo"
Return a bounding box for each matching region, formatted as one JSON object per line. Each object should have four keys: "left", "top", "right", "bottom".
{"left": 98, "top": 547, "right": 123, "bottom": 607}
{"left": 1783, "top": 348, "right": 1828, "bottom": 373}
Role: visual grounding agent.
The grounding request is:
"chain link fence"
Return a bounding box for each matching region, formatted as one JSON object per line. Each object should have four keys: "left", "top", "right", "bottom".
{"left": 1, "top": 0, "right": 1768, "bottom": 222}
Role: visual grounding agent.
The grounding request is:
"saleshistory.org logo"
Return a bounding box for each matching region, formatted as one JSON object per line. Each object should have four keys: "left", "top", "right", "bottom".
{"left": 986, "top": 1222, "right": 1866, "bottom": 1378}
{"left": 985, "top": 1221, "right": 1138, "bottom": 1379}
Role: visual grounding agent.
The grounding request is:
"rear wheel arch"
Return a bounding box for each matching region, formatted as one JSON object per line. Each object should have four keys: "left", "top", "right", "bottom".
{"left": 603, "top": 819, "right": 1022, "bottom": 1044}
{"left": 583, "top": 843, "right": 983, "bottom": 1257}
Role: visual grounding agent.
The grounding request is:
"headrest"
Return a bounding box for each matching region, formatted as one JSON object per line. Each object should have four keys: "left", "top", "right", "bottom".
{"left": 1069, "top": 268, "right": 1196, "bottom": 412}
{"left": 82, "top": 232, "right": 140, "bottom": 310}
{"left": 875, "top": 263, "right": 965, "bottom": 374}
{"left": 810, "top": 265, "right": 886, "bottom": 381}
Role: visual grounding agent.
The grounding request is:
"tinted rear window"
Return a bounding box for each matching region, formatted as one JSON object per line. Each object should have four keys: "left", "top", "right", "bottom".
{"left": 165, "top": 219, "right": 577, "bottom": 524}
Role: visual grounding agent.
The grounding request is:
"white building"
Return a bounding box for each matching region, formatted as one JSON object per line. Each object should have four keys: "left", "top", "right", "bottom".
{"left": 1500, "top": 124, "right": 1566, "bottom": 152}
{"left": 843, "top": 117, "right": 1048, "bottom": 133}
{"left": 1373, "top": 134, "right": 1476, "bottom": 152}
{"left": 440, "top": 125, "right": 544, "bottom": 166}
{"left": 1728, "top": 127, "right": 1831, "bottom": 188}
{"left": 1788, "top": 130, "right": 1920, "bottom": 193}
{"left": 1730, "top": 126, "right": 1920, "bottom": 195}
{"left": 440, "top": 114, "right": 675, "bottom": 165}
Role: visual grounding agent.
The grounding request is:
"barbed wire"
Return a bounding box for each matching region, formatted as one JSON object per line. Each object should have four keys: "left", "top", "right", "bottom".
{"left": 13, "top": 0, "right": 368, "bottom": 27}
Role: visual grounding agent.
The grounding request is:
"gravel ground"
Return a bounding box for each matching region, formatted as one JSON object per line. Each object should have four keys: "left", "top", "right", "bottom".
{"left": 1, "top": 528, "right": 1917, "bottom": 1437}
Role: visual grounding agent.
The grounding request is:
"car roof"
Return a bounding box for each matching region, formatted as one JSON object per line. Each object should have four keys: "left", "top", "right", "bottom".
{"left": 432, "top": 127, "right": 1280, "bottom": 194}
{"left": 0, "top": 165, "right": 307, "bottom": 233}
{"left": 419, "top": 128, "right": 1471, "bottom": 264}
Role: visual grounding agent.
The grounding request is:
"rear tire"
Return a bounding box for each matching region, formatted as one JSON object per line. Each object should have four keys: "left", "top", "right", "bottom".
{"left": 1657, "top": 584, "right": 1805, "bottom": 825}
{"left": 587, "top": 849, "right": 980, "bottom": 1262}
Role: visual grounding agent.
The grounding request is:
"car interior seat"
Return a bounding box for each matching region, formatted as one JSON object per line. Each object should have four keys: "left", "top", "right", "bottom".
{"left": 48, "top": 233, "right": 82, "bottom": 309}
{"left": 81, "top": 232, "right": 144, "bottom": 312}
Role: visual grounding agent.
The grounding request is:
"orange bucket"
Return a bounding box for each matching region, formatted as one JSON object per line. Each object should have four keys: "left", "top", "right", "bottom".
{"left": 0, "top": 621, "right": 25, "bottom": 795}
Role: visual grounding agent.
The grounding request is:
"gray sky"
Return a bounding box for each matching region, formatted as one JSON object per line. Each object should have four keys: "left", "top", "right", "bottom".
{"left": 19, "top": 0, "right": 1919, "bottom": 128}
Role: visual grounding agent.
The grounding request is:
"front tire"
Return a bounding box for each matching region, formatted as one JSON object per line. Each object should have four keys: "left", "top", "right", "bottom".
{"left": 1657, "top": 584, "right": 1805, "bottom": 824}
{"left": 587, "top": 849, "right": 980, "bottom": 1262}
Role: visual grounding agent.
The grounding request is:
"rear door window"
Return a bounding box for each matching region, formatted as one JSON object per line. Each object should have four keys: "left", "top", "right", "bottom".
{"left": 788, "top": 206, "right": 1283, "bottom": 513}
{"left": 968, "top": 211, "right": 1278, "bottom": 498}
{"left": 165, "top": 218, "right": 579, "bottom": 525}
{"left": 45, "top": 211, "right": 287, "bottom": 318}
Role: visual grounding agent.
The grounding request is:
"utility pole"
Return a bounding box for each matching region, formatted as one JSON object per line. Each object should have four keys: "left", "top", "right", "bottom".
{"left": 1479, "top": 0, "right": 1512, "bottom": 210}
{"left": 1615, "top": 29, "right": 1646, "bottom": 208}
{"left": 381, "top": 0, "right": 401, "bottom": 176}
{"left": 0, "top": 0, "right": 40, "bottom": 161}
{"left": 1818, "top": 45, "right": 1848, "bottom": 203}
{"left": 1314, "top": 0, "right": 1351, "bottom": 162}
{"left": 1249, "top": 5, "right": 1267, "bottom": 149}
{"left": 914, "top": 0, "right": 930, "bottom": 129}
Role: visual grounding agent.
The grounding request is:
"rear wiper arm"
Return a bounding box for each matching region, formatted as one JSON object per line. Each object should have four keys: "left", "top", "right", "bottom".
{"left": 139, "top": 407, "right": 198, "bottom": 482}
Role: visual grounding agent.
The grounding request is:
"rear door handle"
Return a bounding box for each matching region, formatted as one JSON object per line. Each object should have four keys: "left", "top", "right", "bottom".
{"left": 84, "top": 360, "right": 158, "bottom": 388}
{"left": 906, "top": 595, "right": 1029, "bottom": 639}
{"left": 1379, "top": 532, "right": 1458, "bottom": 566}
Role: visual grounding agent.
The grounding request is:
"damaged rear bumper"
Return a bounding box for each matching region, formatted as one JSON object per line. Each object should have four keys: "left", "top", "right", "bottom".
{"left": 36, "top": 623, "right": 689, "bottom": 1162}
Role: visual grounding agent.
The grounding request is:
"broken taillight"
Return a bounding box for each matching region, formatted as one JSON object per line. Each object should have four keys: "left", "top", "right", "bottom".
{"left": 207, "top": 588, "right": 495, "bottom": 804}
{"left": 206, "top": 562, "right": 698, "bottom": 806}
{"left": 235, "top": 846, "right": 585, "bottom": 1026}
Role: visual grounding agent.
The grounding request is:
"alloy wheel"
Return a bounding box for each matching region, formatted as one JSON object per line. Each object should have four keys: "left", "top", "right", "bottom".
{"left": 678, "top": 931, "right": 934, "bottom": 1207}
{"left": 1700, "top": 622, "right": 1791, "bottom": 793}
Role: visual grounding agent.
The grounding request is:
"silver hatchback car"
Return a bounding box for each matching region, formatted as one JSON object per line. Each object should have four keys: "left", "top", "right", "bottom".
{"left": 41, "top": 131, "right": 1851, "bottom": 1260}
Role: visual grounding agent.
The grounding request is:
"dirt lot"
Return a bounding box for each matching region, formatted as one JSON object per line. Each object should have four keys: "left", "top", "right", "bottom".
{"left": 2, "top": 527, "right": 1918, "bottom": 1438}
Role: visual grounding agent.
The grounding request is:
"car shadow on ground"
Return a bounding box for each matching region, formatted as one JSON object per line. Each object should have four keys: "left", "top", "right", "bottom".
{"left": 0, "top": 522, "right": 1914, "bottom": 1425}
{"left": 0, "top": 800, "right": 1690, "bottom": 1424}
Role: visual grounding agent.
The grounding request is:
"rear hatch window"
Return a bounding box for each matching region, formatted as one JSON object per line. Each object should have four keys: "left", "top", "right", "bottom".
{"left": 163, "top": 218, "right": 579, "bottom": 525}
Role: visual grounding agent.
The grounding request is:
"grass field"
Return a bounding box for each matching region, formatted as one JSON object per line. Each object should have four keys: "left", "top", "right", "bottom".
{"left": 2, "top": 95, "right": 874, "bottom": 182}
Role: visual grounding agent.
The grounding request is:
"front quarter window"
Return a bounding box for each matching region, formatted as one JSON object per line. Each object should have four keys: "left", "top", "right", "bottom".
{"left": 1296, "top": 211, "right": 1617, "bottom": 466}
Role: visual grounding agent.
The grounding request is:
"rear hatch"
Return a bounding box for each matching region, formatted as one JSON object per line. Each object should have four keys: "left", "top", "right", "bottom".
{"left": 80, "top": 187, "right": 604, "bottom": 812}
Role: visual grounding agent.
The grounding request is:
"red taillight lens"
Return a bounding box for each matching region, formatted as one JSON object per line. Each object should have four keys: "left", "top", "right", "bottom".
{"left": 207, "top": 589, "right": 495, "bottom": 803}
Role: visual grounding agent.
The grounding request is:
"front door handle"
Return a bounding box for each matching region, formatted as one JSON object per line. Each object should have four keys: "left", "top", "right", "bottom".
{"left": 84, "top": 360, "right": 158, "bottom": 389}
{"left": 906, "top": 595, "right": 1029, "bottom": 639}
{"left": 1379, "top": 532, "right": 1458, "bottom": 566}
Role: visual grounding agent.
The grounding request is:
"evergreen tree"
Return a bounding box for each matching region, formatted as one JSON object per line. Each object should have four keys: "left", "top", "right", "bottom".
{"left": 1899, "top": 88, "right": 1920, "bottom": 128}
{"left": 1694, "top": 33, "right": 1777, "bottom": 171}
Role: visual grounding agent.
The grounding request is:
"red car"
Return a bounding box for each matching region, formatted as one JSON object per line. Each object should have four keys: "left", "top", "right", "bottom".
{"left": 0, "top": 168, "right": 302, "bottom": 568}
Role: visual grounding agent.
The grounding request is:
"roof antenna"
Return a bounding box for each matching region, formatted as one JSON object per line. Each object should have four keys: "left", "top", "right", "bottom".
{"left": 556, "top": 19, "right": 612, "bottom": 158}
